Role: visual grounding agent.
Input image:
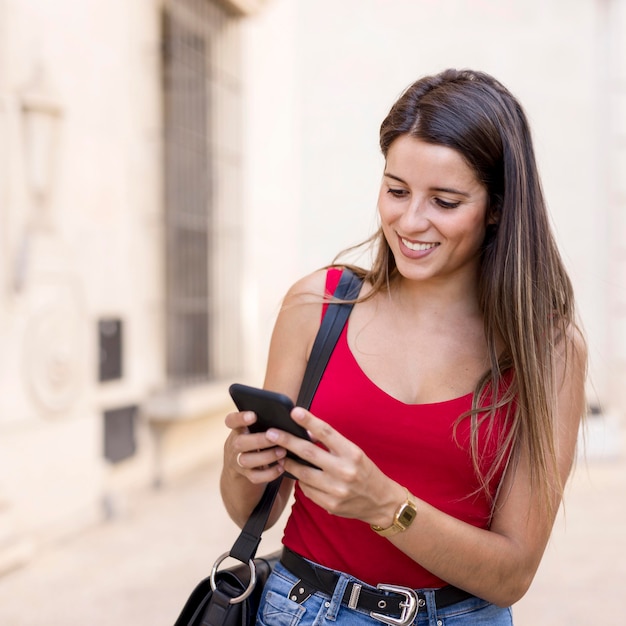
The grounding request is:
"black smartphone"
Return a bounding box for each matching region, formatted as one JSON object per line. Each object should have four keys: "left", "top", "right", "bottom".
{"left": 228, "top": 383, "right": 318, "bottom": 473}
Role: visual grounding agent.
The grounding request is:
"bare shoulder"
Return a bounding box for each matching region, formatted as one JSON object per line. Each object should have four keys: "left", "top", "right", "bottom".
{"left": 277, "top": 269, "right": 330, "bottom": 337}
{"left": 568, "top": 323, "right": 588, "bottom": 361}
{"left": 554, "top": 322, "right": 587, "bottom": 442}
{"left": 282, "top": 268, "right": 329, "bottom": 309}
{"left": 555, "top": 321, "right": 588, "bottom": 382}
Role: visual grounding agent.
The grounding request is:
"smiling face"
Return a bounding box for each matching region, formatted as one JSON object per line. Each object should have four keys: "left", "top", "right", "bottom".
{"left": 378, "top": 135, "right": 492, "bottom": 289}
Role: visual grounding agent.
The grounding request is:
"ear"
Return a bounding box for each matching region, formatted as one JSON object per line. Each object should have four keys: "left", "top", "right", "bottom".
{"left": 487, "top": 209, "right": 499, "bottom": 226}
{"left": 486, "top": 198, "right": 501, "bottom": 226}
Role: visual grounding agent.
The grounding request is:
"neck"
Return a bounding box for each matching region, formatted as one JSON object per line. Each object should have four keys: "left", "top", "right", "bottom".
{"left": 390, "top": 271, "right": 482, "bottom": 319}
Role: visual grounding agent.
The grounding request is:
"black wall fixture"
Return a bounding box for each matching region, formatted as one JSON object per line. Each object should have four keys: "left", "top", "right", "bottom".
{"left": 103, "top": 405, "right": 138, "bottom": 463}
{"left": 98, "top": 318, "right": 123, "bottom": 382}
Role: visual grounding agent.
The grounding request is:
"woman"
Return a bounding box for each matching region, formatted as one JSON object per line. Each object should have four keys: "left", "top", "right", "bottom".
{"left": 220, "top": 69, "right": 587, "bottom": 625}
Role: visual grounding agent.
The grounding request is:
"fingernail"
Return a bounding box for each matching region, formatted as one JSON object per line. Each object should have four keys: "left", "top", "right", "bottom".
{"left": 292, "top": 408, "right": 305, "bottom": 421}
{"left": 266, "top": 429, "right": 279, "bottom": 442}
{"left": 243, "top": 412, "right": 255, "bottom": 423}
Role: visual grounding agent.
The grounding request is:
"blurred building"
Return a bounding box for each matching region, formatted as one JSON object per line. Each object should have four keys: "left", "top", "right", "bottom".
{"left": 0, "top": 0, "right": 624, "bottom": 575}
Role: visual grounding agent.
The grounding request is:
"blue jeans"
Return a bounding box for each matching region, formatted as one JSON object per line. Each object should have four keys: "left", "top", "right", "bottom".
{"left": 256, "top": 561, "right": 513, "bottom": 626}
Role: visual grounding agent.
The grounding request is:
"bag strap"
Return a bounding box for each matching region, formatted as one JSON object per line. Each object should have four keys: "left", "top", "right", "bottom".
{"left": 296, "top": 269, "right": 362, "bottom": 408}
{"left": 229, "top": 268, "right": 362, "bottom": 564}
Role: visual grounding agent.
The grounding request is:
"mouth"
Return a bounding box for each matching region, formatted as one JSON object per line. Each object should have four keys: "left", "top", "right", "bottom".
{"left": 400, "top": 237, "right": 440, "bottom": 252}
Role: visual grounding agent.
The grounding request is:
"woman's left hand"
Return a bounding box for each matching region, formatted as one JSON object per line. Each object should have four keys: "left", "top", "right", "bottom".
{"left": 264, "top": 406, "right": 403, "bottom": 527}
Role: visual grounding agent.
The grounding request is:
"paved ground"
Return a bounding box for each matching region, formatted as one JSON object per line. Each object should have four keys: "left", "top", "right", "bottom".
{"left": 0, "top": 420, "right": 623, "bottom": 626}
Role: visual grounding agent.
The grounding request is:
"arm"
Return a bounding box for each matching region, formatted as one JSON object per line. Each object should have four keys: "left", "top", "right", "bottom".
{"left": 219, "top": 270, "right": 328, "bottom": 529}
{"left": 263, "top": 328, "right": 587, "bottom": 606}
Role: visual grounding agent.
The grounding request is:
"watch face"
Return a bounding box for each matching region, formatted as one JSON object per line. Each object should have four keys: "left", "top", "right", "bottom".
{"left": 398, "top": 504, "right": 417, "bottom": 528}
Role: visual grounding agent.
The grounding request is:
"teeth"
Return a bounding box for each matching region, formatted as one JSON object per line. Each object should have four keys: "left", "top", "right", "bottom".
{"left": 401, "top": 238, "right": 439, "bottom": 251}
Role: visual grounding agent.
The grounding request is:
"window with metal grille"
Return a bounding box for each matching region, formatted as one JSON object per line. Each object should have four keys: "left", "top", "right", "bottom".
{"left": 162, "top": 0, "right": 243, "bottom": 386}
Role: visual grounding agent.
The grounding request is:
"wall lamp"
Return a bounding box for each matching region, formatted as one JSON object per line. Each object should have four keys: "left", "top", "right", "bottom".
{"left": 20, "top": 68, "right": 63, "bottom": 218}
{"left": 13, "top": 68, "right": 63, "bottom": 291}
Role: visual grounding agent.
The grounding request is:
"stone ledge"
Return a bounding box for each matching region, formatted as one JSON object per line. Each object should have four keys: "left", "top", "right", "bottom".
{"left": 142, "top": 382, "right": 232, "bottom": 423}
{"left": 220, "top": 0, "right": 270, "bottom": 17}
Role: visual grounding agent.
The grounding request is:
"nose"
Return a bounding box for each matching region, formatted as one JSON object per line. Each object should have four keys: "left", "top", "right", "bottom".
{"left": 399, "top": 197, "right": 431, "bottom": 232}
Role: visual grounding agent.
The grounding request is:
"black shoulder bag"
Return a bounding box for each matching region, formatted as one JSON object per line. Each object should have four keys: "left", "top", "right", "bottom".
{"left": 173, "top": 268, "right": 362, "bottom": 626}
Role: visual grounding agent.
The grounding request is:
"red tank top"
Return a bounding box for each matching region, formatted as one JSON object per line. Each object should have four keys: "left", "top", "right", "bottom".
{"left": 282, "top": 268, "right": 512, "bottom": 589}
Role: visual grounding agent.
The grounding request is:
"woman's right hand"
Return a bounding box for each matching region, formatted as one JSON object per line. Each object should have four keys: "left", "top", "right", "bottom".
{"left": 224, "top": 410, "right": 287, "bottom": 484}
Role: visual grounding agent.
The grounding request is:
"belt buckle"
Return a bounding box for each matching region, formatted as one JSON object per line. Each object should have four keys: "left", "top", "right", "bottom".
{"left": 370, "top": 583, "right": 418, "bottom": 626}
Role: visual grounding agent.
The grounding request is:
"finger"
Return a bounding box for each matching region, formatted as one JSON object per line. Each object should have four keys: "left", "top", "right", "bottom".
{"left": 291, "top": 407, "right": 346, "bottom": 453}
{"left": 224, "top": 410, "right": 257, "bottom": 431}
{"left": 234, "top": 429, "right": 284, "bottom": 455}
{"left": 237, "top": 457, "right": 287, "bottom": 485}
{"left": 265, "top": 427, "right": 328, "bottom": 475}
{"left": 281, "top": 456, "right": 321, "bottom": 484}
{"left": 236, "top": 446, "right": 287, "bottom": 471}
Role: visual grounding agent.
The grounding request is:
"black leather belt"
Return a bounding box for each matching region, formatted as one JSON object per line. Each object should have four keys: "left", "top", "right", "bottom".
{"left": 280, "top": 548, "right": 474, "bottom": 626}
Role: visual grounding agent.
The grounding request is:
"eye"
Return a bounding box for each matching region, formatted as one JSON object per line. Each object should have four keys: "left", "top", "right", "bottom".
{"left": 434, "top": 197, "right": 461, "bottom": 209}
{"left": 387, "top": 187, "right": 409, "bottom": 198}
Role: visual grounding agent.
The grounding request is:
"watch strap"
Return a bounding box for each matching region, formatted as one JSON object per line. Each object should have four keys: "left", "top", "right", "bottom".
{"left": 371, "top": 489, "right": 417, "bottom": 537}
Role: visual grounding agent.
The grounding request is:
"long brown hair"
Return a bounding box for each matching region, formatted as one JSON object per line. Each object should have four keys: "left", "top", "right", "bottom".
{"left": 336, "top": 69, "right": 584, "bottom": 512}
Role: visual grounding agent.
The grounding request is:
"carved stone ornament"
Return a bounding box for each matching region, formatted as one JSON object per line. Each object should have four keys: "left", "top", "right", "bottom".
{"left": 22, "top": 297, "right": 85, "bottom": 414}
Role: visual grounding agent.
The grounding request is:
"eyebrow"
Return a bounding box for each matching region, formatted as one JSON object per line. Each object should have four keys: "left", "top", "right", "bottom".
{"left": 383, "top": 172, "right": 470, "bottom": 198}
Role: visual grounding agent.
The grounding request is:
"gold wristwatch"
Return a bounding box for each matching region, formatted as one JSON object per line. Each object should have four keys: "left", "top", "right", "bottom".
{"left": 371, "top": 489, "right": 417, "bottom": 537}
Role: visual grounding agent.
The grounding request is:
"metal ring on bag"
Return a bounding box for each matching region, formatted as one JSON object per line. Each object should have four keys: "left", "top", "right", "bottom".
{"left": 210, "top": 552, "right": 257, "bottom": 604}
